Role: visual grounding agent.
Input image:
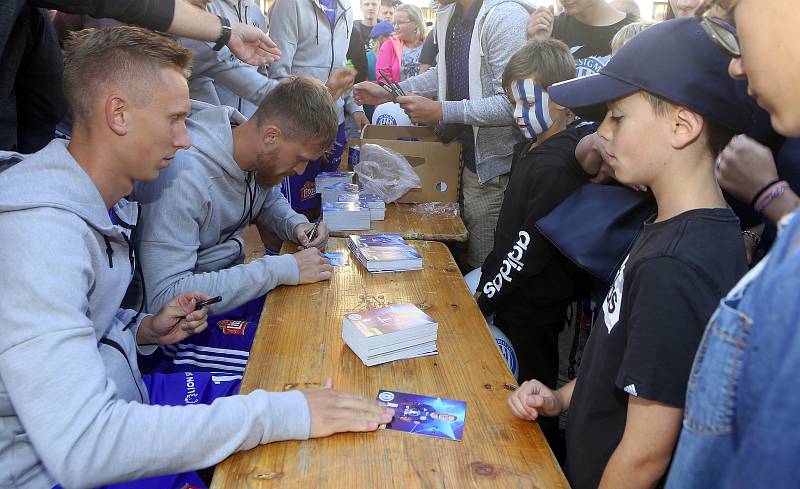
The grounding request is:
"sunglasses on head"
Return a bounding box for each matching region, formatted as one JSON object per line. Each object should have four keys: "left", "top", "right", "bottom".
{"left": 695, "top": 0, "right": 740, "bottom": 58}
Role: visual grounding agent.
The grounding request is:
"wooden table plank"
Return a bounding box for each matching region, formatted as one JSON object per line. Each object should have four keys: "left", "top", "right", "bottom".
{"left": 212, "top": 237, "right": 567, "bottom": 489}
{"left": 328, "top": 203, "right": 468, "bottom": 242}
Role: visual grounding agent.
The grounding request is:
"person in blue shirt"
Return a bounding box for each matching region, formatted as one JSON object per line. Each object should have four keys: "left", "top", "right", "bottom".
{"left": 666, "top": 1, "right": 800, "bottom": 487}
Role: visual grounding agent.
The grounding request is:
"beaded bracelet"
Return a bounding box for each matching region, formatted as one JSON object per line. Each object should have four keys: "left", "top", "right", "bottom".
{"left": 755, "top": 181, "right": 789, "bottom": 214}
{"left": 742, "top": 229, "right": 762, "bottom": 246}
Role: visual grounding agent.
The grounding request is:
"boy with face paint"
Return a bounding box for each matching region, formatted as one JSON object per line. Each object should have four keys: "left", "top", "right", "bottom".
{"left": 511, "top": 79, "right": 556, "bottom": 142}
{"left": 475, "top": 38, "right": 598, "bottom": 455}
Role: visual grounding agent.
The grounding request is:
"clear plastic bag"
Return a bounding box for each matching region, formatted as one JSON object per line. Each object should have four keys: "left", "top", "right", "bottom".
{"left": 354, "top": 144, "right": 421, "bottom": 203}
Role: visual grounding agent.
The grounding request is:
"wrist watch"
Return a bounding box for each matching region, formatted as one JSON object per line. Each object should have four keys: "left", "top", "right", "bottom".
{"left": 212, "top": 15, "right": 232, "bottom": 51}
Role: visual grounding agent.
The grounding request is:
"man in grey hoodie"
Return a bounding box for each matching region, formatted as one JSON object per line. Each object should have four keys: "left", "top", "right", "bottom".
{"left": 0, "top": 26, "right": 392, "bottom": 489}
{"left": 132, "top": 76, "right": 337, "bottom": 376}
{"left": 183, "top": 0, "right": 274, "bottom": 118}
{"left": 267, "top": 0, "right": 369, "bottom": 213}
{"left": 354, "top": 0, "right": 533, "bottom": 269}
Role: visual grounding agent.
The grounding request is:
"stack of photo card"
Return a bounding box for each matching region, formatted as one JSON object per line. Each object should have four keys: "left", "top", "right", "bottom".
{"left": 320, "top": 182, "right": 360, "bottom": 205}
{"left": 342, "top": 303, "right": 438, "bottom": 366}
{"left": 337, "top": 193, "right": 386, "bottom": 221}
{"left": 359, "top": 193, "right": 386, "bottom": 221}
{"left": 349, "top": 234, "right": 422, "bottom": 273}
{"left": 322, "top": 202, "right": 371, "bottom": 231}
{"left": 315, "top": 171, "right": 354, "bottom": 190}
{"left": 377, "top": 390, "right": 466, "bottom": 441}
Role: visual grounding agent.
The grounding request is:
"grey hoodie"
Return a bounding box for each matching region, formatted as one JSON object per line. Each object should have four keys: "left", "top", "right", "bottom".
{"left": 267, "top": 0, "right": 363, "bottom": 124}
{"left": 132, "top": 100, "right": 307, "bottom": 314}
{"left": 398, "top": 0, "right": 533, "bottom": 183}
{"left": 0, "top": 139, "right": 309, "bottom": 489}
{"left": 183, "top": 0, "right": 275, "bottom": 118}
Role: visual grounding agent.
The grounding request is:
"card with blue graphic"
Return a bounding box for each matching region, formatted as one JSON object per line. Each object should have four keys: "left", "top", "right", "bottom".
{"left": 323, "top": 252, "right": 346, "bottom": 267}
{"left": 377, "top": 390, "right": 466, "bottom": 441}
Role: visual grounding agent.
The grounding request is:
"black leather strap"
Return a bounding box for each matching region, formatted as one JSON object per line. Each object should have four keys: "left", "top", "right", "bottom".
{"left": 212, "top": 15, "right": 232, "bottom": 51}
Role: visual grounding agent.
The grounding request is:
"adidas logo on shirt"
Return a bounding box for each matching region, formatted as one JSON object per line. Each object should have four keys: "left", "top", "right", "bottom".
{"left": 624, "top": 384, "right": 638, "bottom": 397}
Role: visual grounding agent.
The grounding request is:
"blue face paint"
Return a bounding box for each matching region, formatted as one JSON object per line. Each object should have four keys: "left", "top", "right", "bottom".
{"left": 511, "top": 79, "right": 553, "bottom": 141}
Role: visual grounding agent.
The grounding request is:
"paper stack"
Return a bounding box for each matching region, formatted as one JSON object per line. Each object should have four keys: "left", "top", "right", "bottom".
{"left": 349, "top": 234, "right": 422, "bottom": 273}
{"left": 358, "top": 193, "right": 386, "bottom": 221}
{"left": 343, "top": 303, "right": 438, "bottom": 366}
{"left": 320, "top": 182, "right": 360, "bottom": 205}
{"left": 315, "top": 171, "right": 354, "bottom": 190}
{"left": 322, "top": 202, "right": 371, "bottom": 231}
{"left": 338, "top": 193, "right": 386, "bottom": 221}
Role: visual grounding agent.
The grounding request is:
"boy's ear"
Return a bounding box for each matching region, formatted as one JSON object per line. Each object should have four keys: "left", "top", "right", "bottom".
{"left": 670, "top": 106, "right": 704, "bottom": 150}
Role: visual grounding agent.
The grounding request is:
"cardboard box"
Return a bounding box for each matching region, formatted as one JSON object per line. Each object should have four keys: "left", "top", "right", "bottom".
{"left": 359, "top": 125, "right": 462, "bottom": 203}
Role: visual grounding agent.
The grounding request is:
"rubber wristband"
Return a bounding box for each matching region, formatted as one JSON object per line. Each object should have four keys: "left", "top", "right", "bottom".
{"left": 750, "top": 178, "right": 781, "bottom": 209}
{"left": 212, "top": 15, "right": 232, "bottom": 52}
{"left": 755, "top": 181, "right": 789, "bottom": 214}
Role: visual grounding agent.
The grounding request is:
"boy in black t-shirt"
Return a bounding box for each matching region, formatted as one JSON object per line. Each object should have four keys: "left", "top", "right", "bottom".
{"left": 528, "top": 0, "right": 635, "bottom": 78}
{"left": 508, "top": 19, "right": 754, "bottom": 489}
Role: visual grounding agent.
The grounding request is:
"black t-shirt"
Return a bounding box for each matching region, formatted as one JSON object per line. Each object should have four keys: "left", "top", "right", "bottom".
{"left": 552, "top": 13, "right": 635, "bottom": 77}
{"left": 353, "top": 20, "right": 374, "bottom": 52}
{"left": 565, "top": 208, "right": 748, "bottom": 489}
{"left": 419, "top": 27, "right": 438, "bottom": 66}
{"left": 477, "top": 124, "right": 595, "bottom": 326}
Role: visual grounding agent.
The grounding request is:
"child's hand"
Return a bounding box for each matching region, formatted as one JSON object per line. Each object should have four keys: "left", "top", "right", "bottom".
{"left": 508, "top": 379, "right": 562, "bottom": 421}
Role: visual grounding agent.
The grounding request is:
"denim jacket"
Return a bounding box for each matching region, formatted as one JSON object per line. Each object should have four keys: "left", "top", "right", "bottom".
{"left": 667, "top": 208, "right": 800, "bottom": 488}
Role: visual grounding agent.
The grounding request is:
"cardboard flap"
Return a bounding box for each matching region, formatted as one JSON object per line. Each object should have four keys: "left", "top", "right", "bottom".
{"left": 359, "top": 125, "right": 462, "bottom": 203}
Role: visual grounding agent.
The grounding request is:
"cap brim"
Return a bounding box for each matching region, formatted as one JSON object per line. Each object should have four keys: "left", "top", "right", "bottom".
{"left": 549, "top": 73, "right": 640, "bottom": 123}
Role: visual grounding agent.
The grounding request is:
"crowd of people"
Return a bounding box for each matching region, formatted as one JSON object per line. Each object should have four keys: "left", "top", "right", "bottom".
{"left": 0, "top": 0, "right": 799, "bottom": 488}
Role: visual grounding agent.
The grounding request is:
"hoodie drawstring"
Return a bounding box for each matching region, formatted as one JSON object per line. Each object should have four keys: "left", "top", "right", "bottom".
{"left": 112, "top": 204, "right": 147, "bottom": 331}
{"left": 103, "top": 236, "right": 114, "bottom": 268}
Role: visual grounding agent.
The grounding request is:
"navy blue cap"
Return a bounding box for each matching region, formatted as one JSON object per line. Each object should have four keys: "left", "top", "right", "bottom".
{"left": 549, "top": 18, "right": 754, "bottom": 133}
{"left": 370, "top": 21, "right": 395, "bottom": 39}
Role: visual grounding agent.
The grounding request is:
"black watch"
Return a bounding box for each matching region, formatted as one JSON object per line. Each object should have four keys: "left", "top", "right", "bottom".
{"left": 212, "top": 15, "right": 232, "bottom": 51}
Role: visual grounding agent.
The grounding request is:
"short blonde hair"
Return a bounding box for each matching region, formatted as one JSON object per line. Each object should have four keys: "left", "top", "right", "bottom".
{"left": 395, "top": 4, "right": 426, "bottom": 44}
{"left": 611, "top": 21, "right": 658, "bottom": 54}
{"left": 63, "top": 27, "right": 192, "bottom": 124}
{"left": 254, "top": 76, "right": 339, "bottom": 153}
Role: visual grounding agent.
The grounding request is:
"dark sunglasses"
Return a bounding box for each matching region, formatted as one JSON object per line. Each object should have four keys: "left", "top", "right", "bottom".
{"left": 695, "top": 0, "right": 740, "bottom": 58}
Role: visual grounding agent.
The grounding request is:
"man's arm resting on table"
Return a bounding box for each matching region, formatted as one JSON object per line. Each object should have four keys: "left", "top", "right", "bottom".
{"left": 599, "top": 396, "right": 683, "bottom": 489}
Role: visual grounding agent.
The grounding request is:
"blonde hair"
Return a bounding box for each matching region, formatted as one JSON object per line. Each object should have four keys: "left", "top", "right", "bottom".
{"left": 611, "top": 21, "right": 658, "bottom": 54}
{"left": 395, "top": 4, "right": 426, "bottom": 45}
{"left": 372, "top": 35, "right": 391, "bottom": 56}
{"left": 254, "top": 76, "right": 339, "bottom": 153}
{"left": 63, "top": 26, "right": 192, "bottom": 124}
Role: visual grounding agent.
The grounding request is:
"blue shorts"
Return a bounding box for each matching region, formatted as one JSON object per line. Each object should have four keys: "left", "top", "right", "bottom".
{"left": 280, "top": 122, "right": 346, "bottom": 213}
{"left": 139, "top": 295, "right": 265, "bottom": 376}
{"left": 54, "top": 372, "right": 240, "bottom": 489}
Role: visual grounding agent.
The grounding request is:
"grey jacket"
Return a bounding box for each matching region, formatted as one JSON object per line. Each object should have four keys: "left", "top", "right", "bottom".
{"left": 132, "top": 100, "right": 307, "bottom": 314}
{"left": 399, "top": 0, "right": 533, "bottom": 183}
{"left": 183, "top": 0, "right": 275, "bottom": 118}
{"left": 0, "top": 140, "right": 309, "bottom": 489}
{"left": 267, "top": 0, "right": 362, "bottom": 123}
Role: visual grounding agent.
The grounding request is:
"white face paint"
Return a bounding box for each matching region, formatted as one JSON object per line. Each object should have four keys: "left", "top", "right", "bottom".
{"left": 511, "top": 78, "right": 553, "bottom": 141}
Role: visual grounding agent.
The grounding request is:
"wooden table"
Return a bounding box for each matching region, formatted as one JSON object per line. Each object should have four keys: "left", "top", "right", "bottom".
{"left": 328, "top": 203, "right": 468, "bottom": 242}
{"left": 211, "top": 237, "right": 567, "bottom": 489}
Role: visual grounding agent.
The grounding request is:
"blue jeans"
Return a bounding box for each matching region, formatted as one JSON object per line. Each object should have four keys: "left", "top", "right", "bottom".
{"left": 667, "top": 209, "right": 800, "bottom": 488}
